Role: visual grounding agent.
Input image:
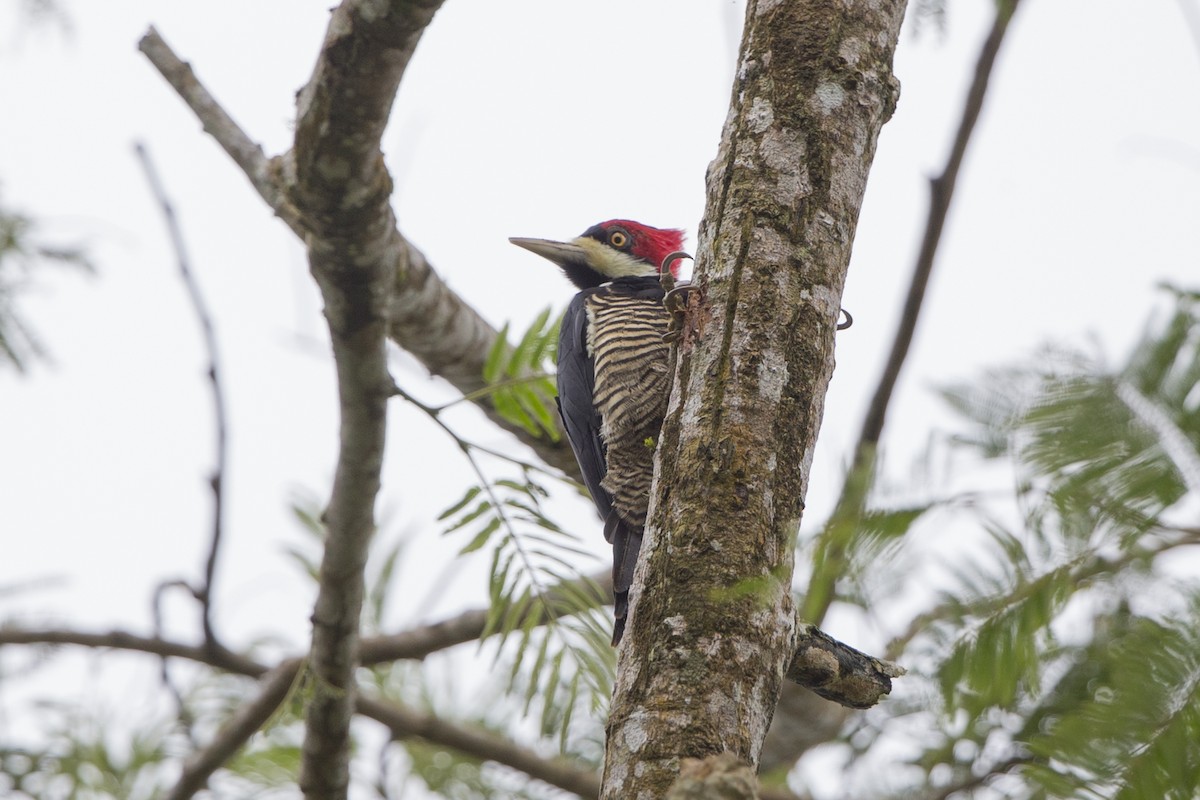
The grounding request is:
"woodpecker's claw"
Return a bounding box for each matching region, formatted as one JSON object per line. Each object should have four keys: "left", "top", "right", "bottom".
{"left": 658, "top": 252, "right": 696, "bottom": 344}
{"left": 658, "top": 251, "right": 692, "bottom": 294}
{"left": 663, "top": 283, "right": 695, "bottom": 313}
{"left": 838, "top": 308, "right": 853, "bottom": 331}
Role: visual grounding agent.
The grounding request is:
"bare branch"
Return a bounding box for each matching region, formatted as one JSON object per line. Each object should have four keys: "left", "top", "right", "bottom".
{"left": 166, "top": 660, "right": 300, "bottom": 800}
{"left": 2, "top": 610, "right": 890, "bottom": 800}
{"left": 360, "top": 610, "right": 489, "bottom": 663}
{"left": 0, "top": 627, "right": 266, "bottom": 676}
{"left": 288, "top": 0, "right": 443, "bottom": 223}
{"left": 357, "top": 694, "right": 601, "bottom": 799}
{"left": 786, "top": 623, "right": 903, "bottom": 709}
{"left": 134, "top": 141, "right": 230, "bottom": 654}
{"left": 151, "top": 579, "right": 201, "bottom": 740}
{"left": 0, "top": 627, "right": 599, "bottom": 796}
{"left": 136, "top": 25, "right": 582, "bottom": 479}
{"left": 137, "top": 27, "right": 302, "bottom": 234}
{"left": 853, "top": 0, "right": 1023, "bottom": 458}
{"left": 279, "top": 2, "right": 449, "bottom": 796}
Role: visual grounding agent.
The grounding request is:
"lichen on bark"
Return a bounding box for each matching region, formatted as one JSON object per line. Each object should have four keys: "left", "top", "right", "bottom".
{"left": 600, "top": 1, "right": 907, "bottom": 797}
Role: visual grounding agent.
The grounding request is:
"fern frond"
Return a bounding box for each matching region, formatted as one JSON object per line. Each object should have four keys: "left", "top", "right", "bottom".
{"left": 438, "top": 469, "right": 612, "bottom": 748}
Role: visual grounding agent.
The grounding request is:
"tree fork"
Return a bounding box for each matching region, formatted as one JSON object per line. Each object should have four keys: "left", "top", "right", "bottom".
{"left": 602, "top": 1, "right": 907, "bottom": 796}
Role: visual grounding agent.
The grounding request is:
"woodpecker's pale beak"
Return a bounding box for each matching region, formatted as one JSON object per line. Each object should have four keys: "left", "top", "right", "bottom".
{"left": 508, "top": 237, "right": 588, "bottom": 269}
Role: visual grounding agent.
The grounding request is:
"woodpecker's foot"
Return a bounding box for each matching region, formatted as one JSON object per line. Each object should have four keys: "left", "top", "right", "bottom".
{"left": 658, "top": 250, "right": 692, "bottom": 294}
{"left": 838, "top": 308, "right": 853, "bottom": 330}
{"left": 663, "top": 283, "right": 704, "bottom": 344}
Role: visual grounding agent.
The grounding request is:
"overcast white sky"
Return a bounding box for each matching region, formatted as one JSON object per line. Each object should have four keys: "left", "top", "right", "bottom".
{"left": 1, "top": 0, "right": 1198, "bottom": 792}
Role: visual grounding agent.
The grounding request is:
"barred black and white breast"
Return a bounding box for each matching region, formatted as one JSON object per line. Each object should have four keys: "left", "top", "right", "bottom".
{"left": 557, "top": 275, "right": 670, "bottom": 644}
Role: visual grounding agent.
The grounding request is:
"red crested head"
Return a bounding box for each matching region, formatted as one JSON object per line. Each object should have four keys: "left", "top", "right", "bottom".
{"left": 589, "top": 220, "right": 687, "bottom": 278}
{"left": 509, "top": 219, "right": 689, "bottom": 291}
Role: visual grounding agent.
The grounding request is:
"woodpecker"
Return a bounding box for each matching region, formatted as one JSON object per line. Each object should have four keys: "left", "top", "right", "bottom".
{"left": 510, "top": 221, "right": 687, "bottom": 645}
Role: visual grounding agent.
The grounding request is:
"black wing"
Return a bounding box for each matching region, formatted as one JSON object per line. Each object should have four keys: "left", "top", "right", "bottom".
{"left": 558, "top": 279, "right": 667, "bottom": 645}
{"left": 557, "top": 291, "right": 615, "bottom": 529}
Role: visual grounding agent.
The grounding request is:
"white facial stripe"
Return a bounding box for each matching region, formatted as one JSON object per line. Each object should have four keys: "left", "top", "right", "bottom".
{"left": 574, "top": 236, "right": 657, "bottom": 279}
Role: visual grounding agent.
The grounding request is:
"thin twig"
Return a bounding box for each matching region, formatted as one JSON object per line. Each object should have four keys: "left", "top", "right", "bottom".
{"left": 166, "top": 660, "right": 302, "bottom": 800}
{"left": 134, "top": 142, "right": 230, "bottom": 655}
{"left": 0, "top": 627, "right": 267, "bottom": 676}
{"left": 392, "top": 385, "right": 567, "bottom": 480}
{"left": 805, "top": 0, "right": 1024, "bottom": 627}
{"left": 357, "top": 694, "right": 602, "bottom": 798}
{"left": 0, "top": 628, "right": 603, "bottom": 797}
{"left": 853, "top": 0, "right": 1022, "bottom": 458}
{"left": 391, "top": 385, "right": 602, "bottom": 658}
{"left": 925, "top": 755, "right": 1030, "bottom": 800}
{"left": 432, "top": 372, "right": 554, "bottom": 411}
{"left": 136, "top": 28, "right": 303, "bottom": 234}
{"left": 151, "top": 578, "right": 200, "bottom": 740}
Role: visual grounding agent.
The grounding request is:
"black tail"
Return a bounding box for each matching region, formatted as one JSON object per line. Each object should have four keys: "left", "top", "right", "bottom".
{"left": 606, "top": 511, "right": 644, "bottom": 645}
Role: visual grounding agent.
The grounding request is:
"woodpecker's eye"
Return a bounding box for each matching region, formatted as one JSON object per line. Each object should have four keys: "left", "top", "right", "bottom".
{"left": 608, "top": 229, "right": 629, "bottom": 249}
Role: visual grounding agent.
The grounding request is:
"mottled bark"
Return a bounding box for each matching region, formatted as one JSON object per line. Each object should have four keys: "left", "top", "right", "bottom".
{"left": 281, "top": 2, "right": 443, "bottom": 799}
{"left": 602, "top": 1, "right": 907, "bottom": 796}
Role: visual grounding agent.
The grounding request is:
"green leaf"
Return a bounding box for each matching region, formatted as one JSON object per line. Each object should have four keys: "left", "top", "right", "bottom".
{"left": 442, "top": 500, "right": 492, "bottom": 534}
{"left": 482, "top": 322, "right": 511, "bottom": 384}
{"left": 458, "top": 517, "right": 501, "bottom": 556}
{"left": 437, "top": 485, "right": 482, "bottom": 521}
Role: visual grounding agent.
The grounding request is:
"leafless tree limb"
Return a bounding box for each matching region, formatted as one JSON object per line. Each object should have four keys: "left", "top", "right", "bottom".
{"left": 0, "top": 628, "right": 599, "bottom": 796}
{"left": 5, "top": 617, "right": 823, "bottom": 800}
{"left": 787, "top": 623, "right": 903, "bottom": 709}
{"left": 137, "top": 27, "right": 302, "bottom": 234}
{"left": 1, "top": 602, "right": 897, "bottom": 713}
{"left": 281, "top": 3, "right": 431, "bottom": 794}
{"left": 150, "top": 578, "right": 201, "bottom": 740}
{"left": 141, "top": 5, "right": 571, "bottom": 795}
{"left": 166, "top": 659, "right": 301, "bottom": 800}
{"left": 853, "top": 0, "right": 1023, "bottom": 459}
{"left": 357, "top": 694, "right": 601, "bottom": 798}
{"left": 0, "top": 627, "right": 267, "bottom": 676}
{"left": 136, "top": 26, "right": 582, "bottom": 479}
{"left": 134, "top": 141, "right": 230, "bottom": 655}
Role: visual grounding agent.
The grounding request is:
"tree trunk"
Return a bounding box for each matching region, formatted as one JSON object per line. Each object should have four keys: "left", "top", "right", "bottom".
{"left": 601, "top": 1, "right": 907, "bottom": 796}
